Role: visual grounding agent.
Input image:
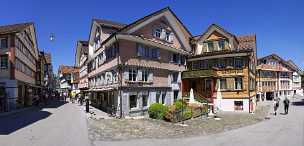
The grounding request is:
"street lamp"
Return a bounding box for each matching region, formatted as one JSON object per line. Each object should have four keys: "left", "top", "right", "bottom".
{"left": 49, "top": 33, "right": 55, "bottom": 42}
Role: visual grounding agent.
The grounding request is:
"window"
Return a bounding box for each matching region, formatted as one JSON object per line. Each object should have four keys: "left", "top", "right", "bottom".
{"left": 142, "top": 70, "right": 149, "bottom": 82}
{"left": 129, "top": 94, "right": 138, "bottom": 109}
{"left": 137, "top": 44, "right": 160, "bottom": 59}
{"left": 0, "top": 38, "right": 8, "bottom": 48}
{"left": 172, "top": 53, "right": 180, "bottom": 64}
{"left": 153, "top": 28, "right": 161, "bottom": 38}
{"left": 218, "top": 59, "right": 226, "bottom": 68}
{"left": 142, "top": 94, "right": 148, "bottom": 107}
{"left": 161, "top": 92, "right": 166, "bottom": 104}
{"left": 94, "top": 27, "right": 101, "bottom": 50}
{"left": 205, "top": 79, "right": 211, "bottom": 92}
{"left": 218, "top": 40, "right": 225, "bottom": 50}
{"left": 207, "top": 42, "right": 214, "bottom": 52}
{"left": 234, "top": 101, "right": 243, "bottom": 111}
{"left": 235, "top": 77, "right": 243, "bottom": 90}
{"left": 156, "top": 91, "right": 161, "bottom": 103}
{"left": 129, "top": 69, "right": 137, "bottom": 81}
{"left": 173, "top": 90, "right": 179, "bottom": 102}
{"left": 220, "top": 78, "right": 227, "bottom": 90}
{"left": 165, "top": 32, "right": 170, "bottom": 41}
{"left": 180, "top": 56, "right": 185, "bottom": 65}
{"left": 172, "top": 72, "right": 178, "bottom": 83}
{"left": 0, "top": 55, "right": 8, "bottom": 69}
{"left": 235, "top": 58, "right": 243, "bottom": 68}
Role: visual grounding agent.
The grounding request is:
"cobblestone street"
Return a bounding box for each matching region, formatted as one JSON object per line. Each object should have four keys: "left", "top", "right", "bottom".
{"left": 88, "top": 103, "right": 270, "bottom": 142}
{"left": 90, "top": 95, "right": 304, "bottom": 146}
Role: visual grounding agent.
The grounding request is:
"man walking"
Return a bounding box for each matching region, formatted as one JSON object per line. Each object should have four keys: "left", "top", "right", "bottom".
{"left": 283, "top": 97, "right": 290, "bottom": 114}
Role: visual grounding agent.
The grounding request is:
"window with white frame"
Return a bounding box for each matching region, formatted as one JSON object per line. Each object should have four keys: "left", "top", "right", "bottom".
{"left": 165, "top": 32, "right": 170, "bottom": 41}
{"left": 153, "top": 28, "right": 162, "bottom": 38}
{"left": 218, "top": 39, "right": 226, "bottom": 50}
{"left": 207, "top": 42, "right": 214, "bottom": 52}
{"left": 235, "top": 77, "right": 243, "bottom": 90}
{"left": 220, "top": 78, "right": 227, "bottom": 90}
{"left": 142, "top": 70, "right": 149, "bottom": 82}
{"left": 129, "top": 69, "right": 137, "bottom": 82}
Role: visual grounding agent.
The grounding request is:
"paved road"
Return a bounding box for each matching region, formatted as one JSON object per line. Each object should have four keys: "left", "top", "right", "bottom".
{"left": 0, "top": 101, "right": 90, "bottom": 146}
{"left": 98, "top": 95, "right": 304, "bottom": 146}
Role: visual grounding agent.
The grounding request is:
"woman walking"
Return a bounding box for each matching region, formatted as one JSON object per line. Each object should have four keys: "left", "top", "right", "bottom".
{"left": 274, "top": 98, "right": 280, "bottom": 116}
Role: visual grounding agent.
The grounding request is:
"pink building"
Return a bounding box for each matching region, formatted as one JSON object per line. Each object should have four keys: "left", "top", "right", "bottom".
{"left": 85, "top": 7, "right": 192, "bottom": 117}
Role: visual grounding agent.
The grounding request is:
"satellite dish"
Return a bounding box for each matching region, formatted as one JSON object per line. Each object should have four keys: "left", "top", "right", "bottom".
{"left": 49, "top": 33, "right": 55, "bottom": 42}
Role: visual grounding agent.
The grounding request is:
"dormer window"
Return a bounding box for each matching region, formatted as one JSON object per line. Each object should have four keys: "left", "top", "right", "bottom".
{"left": 153, "top": 28, "right": 161, "bottom": 38}
{"left": 218, "top": 39, "right": 226, "bottom": 50}
{"left": 165, "top": 32, "right": 170, "bottom": 41}
{"left": 153, "top": 28, "right": 173, "bottom": 43}
{"left": 207, "top": 42, "right": 214, "bottom": 52}
{"left": 94, "top": 27, "right": 101, "bottom": 50}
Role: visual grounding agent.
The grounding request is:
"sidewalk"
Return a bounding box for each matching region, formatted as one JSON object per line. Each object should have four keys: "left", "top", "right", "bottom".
{"left": 73, "top": 103, "right": 113, "bottom": 120}
{"left": 0, "top": 107, "right": 35, "bottom": 117}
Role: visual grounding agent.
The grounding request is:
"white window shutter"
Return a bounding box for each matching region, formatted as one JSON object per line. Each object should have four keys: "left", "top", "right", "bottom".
{"left": 169, "top": 32, "right": 174, "bottom": 42}
{"left": 157, "top": 49, "right": 160, "bottom": 59}
{"left": 168, "top": 74, "right": 172, "bottom": 85}
{"left": 137, "top": 69, "right": 142, "bottom": 81}
{"left": 148, "top": 71, "right": 153, "bottom": 82}
{"left": 177, "top": 72, "right": 181, "bottom": 83}
{"left": 124, "top": 71, "right": 129, "bottom": 81}
{"left": 160, "top": 29, "right": 166, "bottom": 39}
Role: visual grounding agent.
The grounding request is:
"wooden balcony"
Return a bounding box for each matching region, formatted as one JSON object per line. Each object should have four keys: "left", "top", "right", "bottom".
{"left": 182, "top": 69, "right": 216, "bottom": 79}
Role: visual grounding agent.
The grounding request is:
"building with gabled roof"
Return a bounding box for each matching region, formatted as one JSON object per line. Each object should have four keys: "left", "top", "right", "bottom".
{"left": 0, "top": 22, "right": 40, "bottom": 111}
{"left": 85, "top": 7, "right": 192, "bottom": 117}
{"left": 182, "top": 23, "right": 257, "bottom": 113}
{"left": 256, "top": 53, "right": 302, "bottom": 102}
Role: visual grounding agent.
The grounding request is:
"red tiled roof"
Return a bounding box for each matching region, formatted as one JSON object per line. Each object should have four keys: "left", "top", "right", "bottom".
{"left": 0, "top": 22, "right": 33, "bottom": 34}
{"left": 237, "top": 35, "right": 256, "bottom": 50}
{"left": 125, "top": 58, "right": 185, "bottom": 72}
{"left": 58, "top": 65, "right": 79, "bottom": 74}
{"left": 93, "top": 19, "right": 126, "bottom": 29}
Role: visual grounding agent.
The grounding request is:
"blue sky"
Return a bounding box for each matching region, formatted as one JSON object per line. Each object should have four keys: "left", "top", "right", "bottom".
{"left": 1, "top": 0, "right": 304, "bottom": 73}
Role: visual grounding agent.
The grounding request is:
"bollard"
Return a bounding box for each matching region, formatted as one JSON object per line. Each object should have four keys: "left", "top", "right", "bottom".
{"left": 85, "top": 99, "right": 89, "bottom": 113}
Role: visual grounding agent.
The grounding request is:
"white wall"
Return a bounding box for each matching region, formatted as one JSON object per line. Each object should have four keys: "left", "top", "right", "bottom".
{"left": 214, "top": 98, "right": 249, "bottom": 112}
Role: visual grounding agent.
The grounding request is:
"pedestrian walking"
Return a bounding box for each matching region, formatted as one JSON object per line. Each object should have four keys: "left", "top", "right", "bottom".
{"left": 274, "top": 98, "right": 280, "bottom": 116}
{"left": 283, "top": 97, "right": 290, "bottom": 114}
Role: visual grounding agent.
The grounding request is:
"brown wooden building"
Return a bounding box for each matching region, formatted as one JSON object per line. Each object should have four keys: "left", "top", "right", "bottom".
{"left": 182, "top": 24, "right": 257, "bottom": 113}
